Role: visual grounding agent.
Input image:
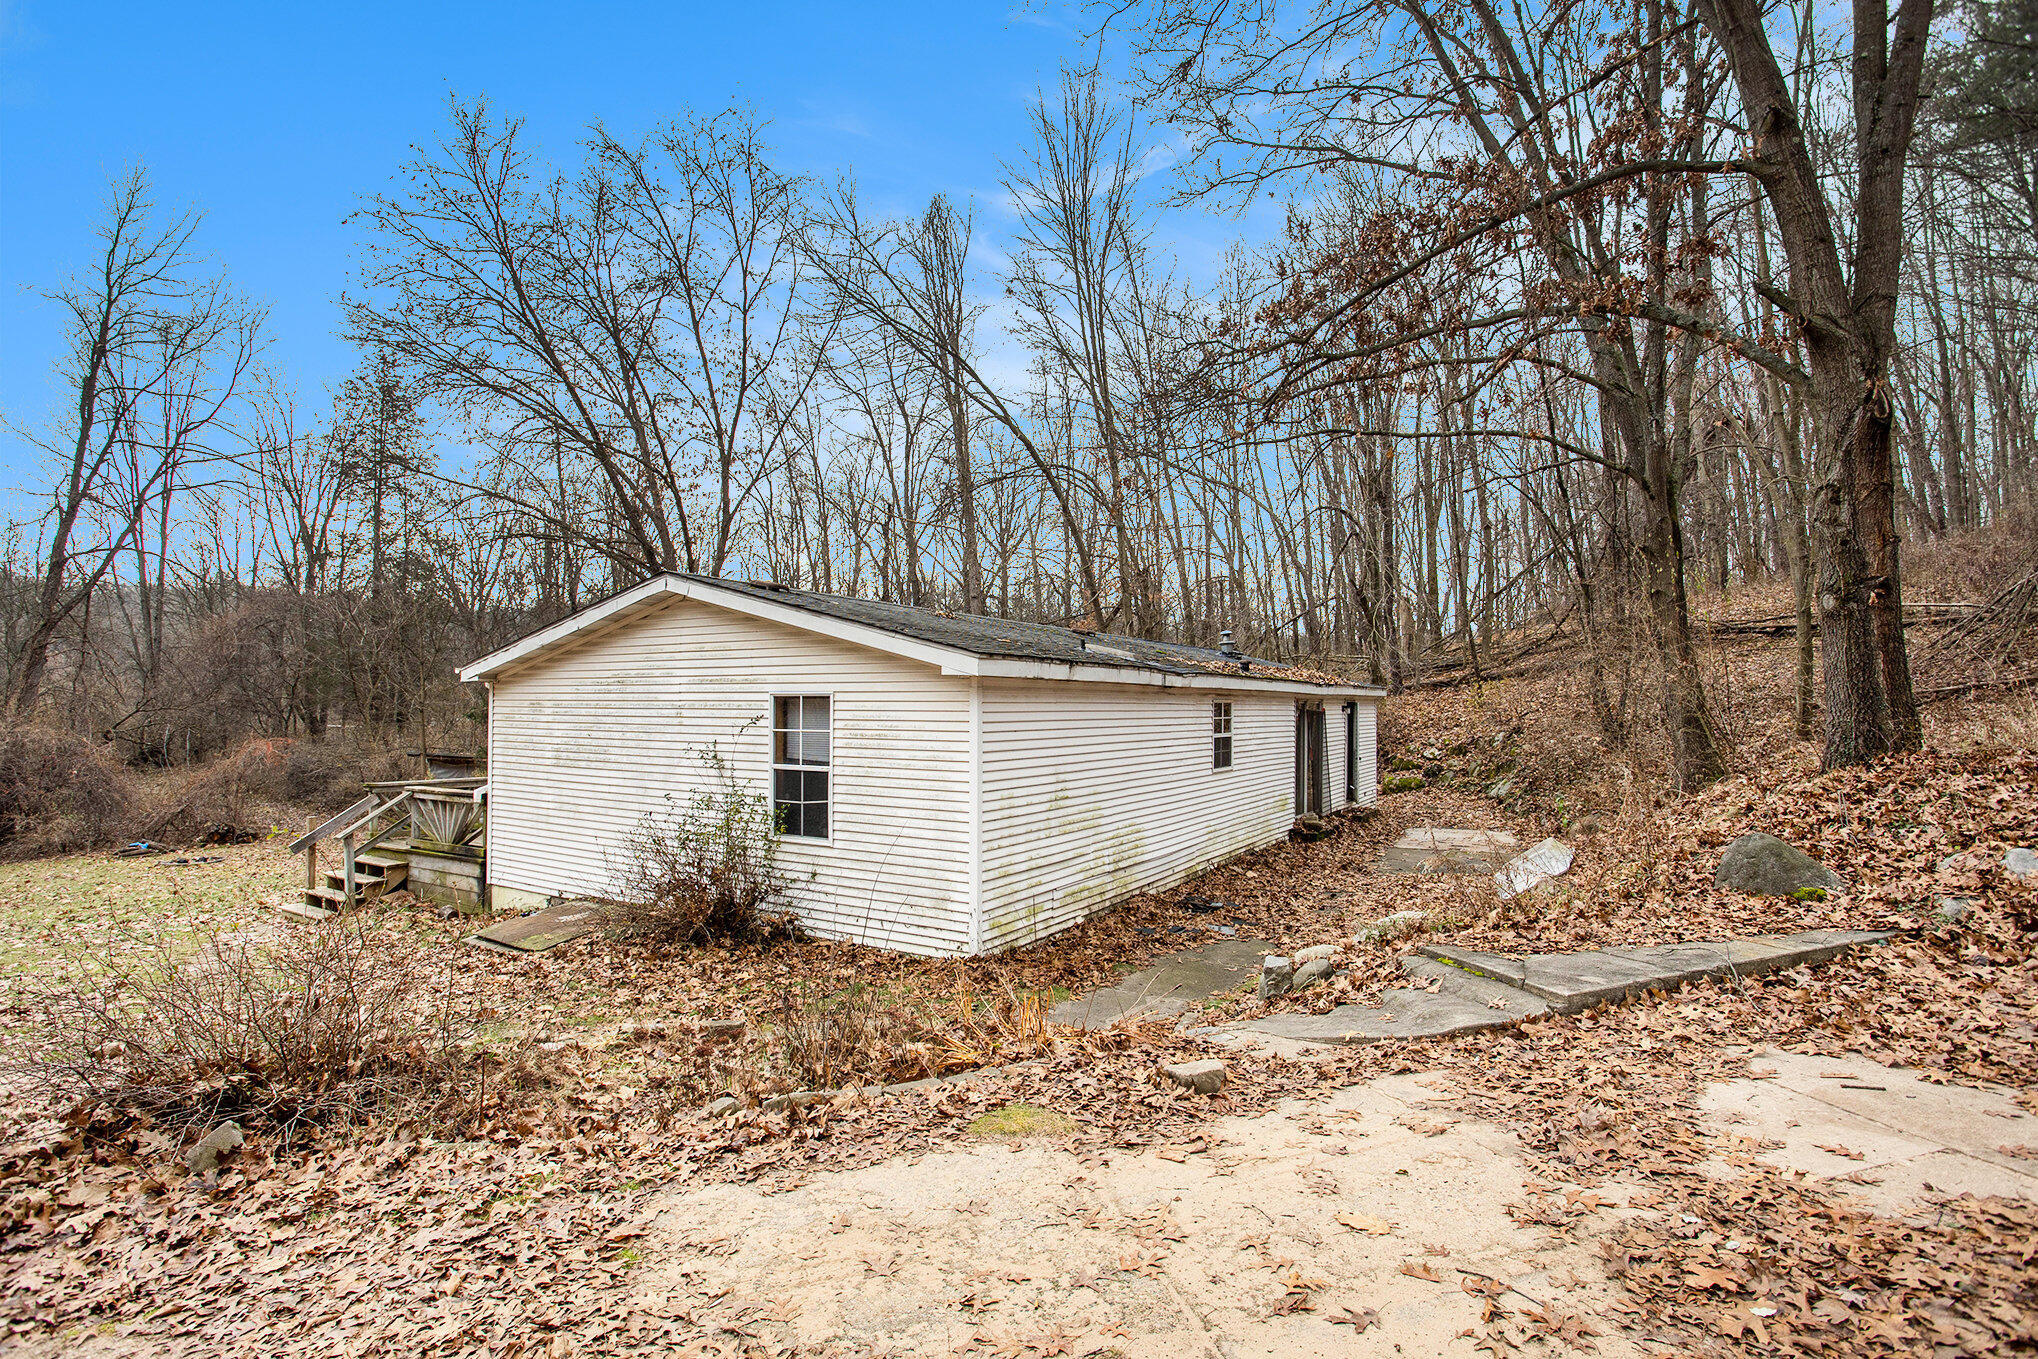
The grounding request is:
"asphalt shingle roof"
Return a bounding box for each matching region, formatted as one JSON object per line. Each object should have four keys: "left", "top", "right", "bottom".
{"left": 683, "top": 574, "right": 1307, "bottom": 682}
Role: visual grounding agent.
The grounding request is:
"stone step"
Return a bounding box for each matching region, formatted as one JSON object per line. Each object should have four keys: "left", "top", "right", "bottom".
{"left": 1240, "top": 954, "right": 1548, "bottom": 1045}
{"left": 1235, "top": 928, "right": 1894, "bottom": 1046}
{"left": 1417, "top": 929, "right": 1894, "bottom": 1015}
{"left": 1047, "top": 937, "right": 1274, "bottom": 1031}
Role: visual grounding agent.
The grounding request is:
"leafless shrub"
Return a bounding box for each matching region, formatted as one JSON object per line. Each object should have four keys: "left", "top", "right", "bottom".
{"left": 605, "top": 753, "right": 793, "bottom": 945}
{"left": 664, "top": 969, "right": 1058, "bottom": 1108}
{"left": 0, "top": 725, "right": 138, "bottom": 858}
{"left": 21, "top": 919, "right": 527, "bottom": 1138}
{"left": 281, "top": 741, "right": 408, "bottom": 811}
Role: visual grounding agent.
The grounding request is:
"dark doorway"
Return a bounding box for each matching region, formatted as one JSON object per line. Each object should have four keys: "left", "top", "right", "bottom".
{"left": 1343, "top": 702, "right": 1358, "bottom": 803}
{"left": 1294, "top": 702, "right": 1325, "bottom": 818}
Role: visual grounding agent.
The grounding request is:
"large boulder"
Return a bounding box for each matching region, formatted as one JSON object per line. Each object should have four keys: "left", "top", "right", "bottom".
{"left": 1715, "top": 832, "right": 1843, "bottom": 897}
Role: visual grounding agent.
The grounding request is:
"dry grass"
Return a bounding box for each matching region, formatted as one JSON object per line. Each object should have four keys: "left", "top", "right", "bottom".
{"left": 16, "top": 915, "right": 530, "bottom": 1139}
{"left": 669, "top": 970, "right": 1061, "bottom": 1105}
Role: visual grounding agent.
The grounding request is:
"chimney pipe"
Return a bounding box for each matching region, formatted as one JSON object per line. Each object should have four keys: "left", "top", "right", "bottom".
{"left": 1218, "top": 628, "right": 1239, "bottom": 657}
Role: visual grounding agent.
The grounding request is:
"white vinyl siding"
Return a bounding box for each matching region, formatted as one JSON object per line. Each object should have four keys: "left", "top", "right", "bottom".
{"left": 484, "top": 595, "right": 974, "bottom": 957}
{"left": 1345, "top": 699, "right": 1379, "bottom": 807}
{"left": 976, "top": 683, "right": 1306, "bottom": 953}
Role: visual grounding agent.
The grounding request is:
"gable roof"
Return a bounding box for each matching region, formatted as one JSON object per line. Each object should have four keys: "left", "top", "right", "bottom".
{"left": 461, "top": 573, "right": 1382, "bottom": 695}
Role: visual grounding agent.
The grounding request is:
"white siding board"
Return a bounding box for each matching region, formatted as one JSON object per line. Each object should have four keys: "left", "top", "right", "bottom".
{"left": 1351, "top": 699, "right": 1379, "bottom": 806}
{"left": 977, "top": 684, "right": 1306, "bottom": 953}
{"left": 485, "top": 595, "right": 975, "bottom": 956}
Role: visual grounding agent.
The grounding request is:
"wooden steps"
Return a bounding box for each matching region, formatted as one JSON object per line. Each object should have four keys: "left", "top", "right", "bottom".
{"left": 289, "top": 841, "right": 413, "bottom": 919}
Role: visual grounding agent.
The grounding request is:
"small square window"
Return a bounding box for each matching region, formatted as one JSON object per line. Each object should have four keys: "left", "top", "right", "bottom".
{"left": 772, "top": 695, "right": 831, "bottom": 838}
{"left": 1212, "top": 700, "right": 1234, "bottom": 769}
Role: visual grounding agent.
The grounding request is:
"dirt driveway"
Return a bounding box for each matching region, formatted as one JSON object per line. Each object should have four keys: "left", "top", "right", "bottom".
{"left": 629, "top": 1046, "right": 2036, "bottom": 1358}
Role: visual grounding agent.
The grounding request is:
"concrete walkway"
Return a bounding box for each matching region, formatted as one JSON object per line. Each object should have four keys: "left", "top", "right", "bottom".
{"left": 1701, "top": 1048, "right": 2038, "bottom": 1212}
{"left": 1049, "top": 937, "right": 1272, "bottom": 1030}
{"left": 1375, "top": 827, "right": 1518, "bottom": 875}
{"left": 1239, "top": 929, "right": 1893, "bottom": 1046}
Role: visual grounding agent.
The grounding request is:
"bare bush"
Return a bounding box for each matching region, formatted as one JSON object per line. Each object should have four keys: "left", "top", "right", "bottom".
{"left": 605, "top": 754, "right": 792, "bottom": 944}
{"left": 666, "top": 969, "right": 1058, "bottom": 1108}
{"left": 281, "top": 741, "right": 408, "bottom": 811}
{"left": 24, "top": 919, "right": 521, "bottom": 1136}
{"left": 0, "top": 726, "right": 138, "bottom": 858}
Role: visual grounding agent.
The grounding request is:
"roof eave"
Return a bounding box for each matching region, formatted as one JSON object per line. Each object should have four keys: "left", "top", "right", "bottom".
{"left": 462, "top": 574, "right": 987, "bottom": 682}
{"left": 967, "top": 656, "right": 1385, "bottom": 696}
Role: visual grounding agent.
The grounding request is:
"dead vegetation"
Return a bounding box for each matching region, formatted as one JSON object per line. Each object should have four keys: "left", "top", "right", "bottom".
{"left": 14, "top": 917, "right": 532, "bottom": 1142}
{"left": 0, "top": 728, "right": 407, "bottom": 861}
{"left": 0, "top": 568, "right": 2033, "bottom": 1356}
{"left": 602, "top": 756, "right": 797, "bottom": 945}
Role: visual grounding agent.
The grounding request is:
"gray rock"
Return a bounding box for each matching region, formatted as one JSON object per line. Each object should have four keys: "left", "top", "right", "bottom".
{"left": 763, "top": 1089, "right": 827, "bottom": 1113}
{"left": 2006, "top": 847, "right": 2038, "bottom": 882}
{"left": 1352, "top": 910, "right": 1427, "bottom": 943}
{"left": 184, "top": 1121, "right": 243, "bottom": 1175}
{"left": 1495, "top": 837, "right": 1573, "bottom": 901}
{"left": 1293, "top": 944, "right": 1338, "bottom": 964}
{"left": 1162, "top": 1059, "right": 1228, "bottom": 1094}
{"left": 700, "top": 1017, "right": 746, "bottom": 1037}
{"left": 706, "top": 1095, "right": 741, "bottom": 1118}
{"left": 1259, "top": 955, "right": 1294, "bottom": 1003}
{"left": 1932, "top": 896, "right": 1977, "bottom": 924}
{"left": 1715, "top": 832, "right": 1843, "bottom": 897}
{"left": 1291, "top": 957, "right": 1334, "bottom": 991}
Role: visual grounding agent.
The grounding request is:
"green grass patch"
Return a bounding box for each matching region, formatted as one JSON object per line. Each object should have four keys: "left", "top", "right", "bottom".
{"left": 965, "top": 1102, "right": 1075, "bottom": 1140}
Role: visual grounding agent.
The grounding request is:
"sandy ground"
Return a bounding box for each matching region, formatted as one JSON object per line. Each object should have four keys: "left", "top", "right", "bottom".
{"left": 637, "top": 1071, "right": 1643, "bottom": 1358}
{"left": 631, "top": 1051, "right": 2038, "bottom": 1358}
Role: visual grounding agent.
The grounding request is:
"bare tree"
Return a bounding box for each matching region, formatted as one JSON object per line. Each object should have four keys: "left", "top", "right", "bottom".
{"left": 6, "top": 170, "right": 261, "bottom": 715}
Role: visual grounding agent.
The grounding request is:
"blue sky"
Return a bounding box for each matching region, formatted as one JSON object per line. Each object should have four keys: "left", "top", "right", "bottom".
{"left": 0, "top": 0, "right": 1258, "bottom": 494}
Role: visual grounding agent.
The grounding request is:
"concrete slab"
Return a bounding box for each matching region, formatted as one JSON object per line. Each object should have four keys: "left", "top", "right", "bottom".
{"left": 1399, "top": 955, "right": 1551, "bottom": 1017}
{"left": 1495, "top": 837, "right": 1573, "bottom": 900}
{"left": 1242, "top": 979, "right": 1534, "bottom": 1045}
{"left": 1377, "top": 827, "right": 1519, "bottom": 876}
{"left": 465, "top": 900, "right": 601, "bottom": 953}
{"left": 1424, "top": 930, "right": 1898, "bottom": 1014}
{"left": 1749, "top": 1050, "right": 2038, "bottom": 1175}
{"left": 1413, "top": 944, "right": 1528, "bottom": 988}
{"left": 1519, "top": 949, "right": 1697, "bottom": 1013}
{"left": 1049, "top": 937, "right": 1273, "bottom": 1029}
{"left": 1700, "top": 1050, "right": 2038, "bottom": 1214}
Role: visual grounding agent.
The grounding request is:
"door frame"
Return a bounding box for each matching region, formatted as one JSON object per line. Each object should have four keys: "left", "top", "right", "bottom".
{"left": 1294, "top": 701, "right": 1326, "bottom": 818}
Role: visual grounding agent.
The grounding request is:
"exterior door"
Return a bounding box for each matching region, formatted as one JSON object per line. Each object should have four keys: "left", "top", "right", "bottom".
{"left": 1344, "top": 702, "right": 1358, "bottom": 803}
{"left": 1294, "top": 702, "right": 1325, "bottom": 818}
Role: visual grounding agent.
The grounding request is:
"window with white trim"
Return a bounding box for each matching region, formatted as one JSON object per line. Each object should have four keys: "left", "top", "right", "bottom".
{"left": 1212, "top": 700, "right": 1234, "bottom": 769}
{"left": 771, "top": 695, "right": 831, "bottom": 839}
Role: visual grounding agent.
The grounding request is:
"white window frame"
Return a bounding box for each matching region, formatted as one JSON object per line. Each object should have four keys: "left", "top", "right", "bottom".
{"left": 770, "top": 692, "right": 835, "bottom": 843}
{"left": 1212, "top": 700, "right": 1234, "bottom": 770}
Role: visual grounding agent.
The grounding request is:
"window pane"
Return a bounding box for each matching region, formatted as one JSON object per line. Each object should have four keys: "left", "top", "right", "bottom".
{"left": 774, "top": 768, "right": 801, "bottom": 803}
{"left": 1214, "top": 734, "right": 1232, "bottom": 769}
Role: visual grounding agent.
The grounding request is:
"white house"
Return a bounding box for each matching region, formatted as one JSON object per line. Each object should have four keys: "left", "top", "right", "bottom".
{"left": 459, "top": 575, "right": 1383, "bottom": 957}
